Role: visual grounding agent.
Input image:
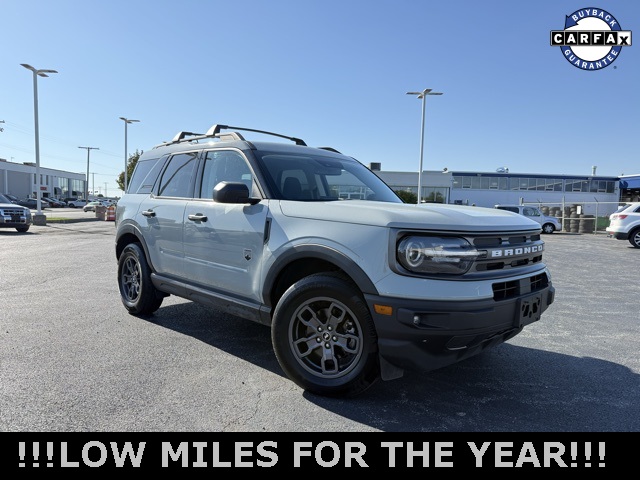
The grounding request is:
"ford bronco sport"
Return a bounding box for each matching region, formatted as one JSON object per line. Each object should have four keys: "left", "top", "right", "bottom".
{"left": 115, "top": 124, "right": 555, "bottom": 397}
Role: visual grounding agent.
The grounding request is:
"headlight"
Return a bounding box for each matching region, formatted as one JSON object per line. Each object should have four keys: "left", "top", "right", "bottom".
{"left": 397, "top": 236, "right": 484, "bottom": 274}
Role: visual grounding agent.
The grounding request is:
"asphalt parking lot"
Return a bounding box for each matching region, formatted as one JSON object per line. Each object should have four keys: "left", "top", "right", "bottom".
{"left": 0, "top": 219, "right": 638, "bottom": 432}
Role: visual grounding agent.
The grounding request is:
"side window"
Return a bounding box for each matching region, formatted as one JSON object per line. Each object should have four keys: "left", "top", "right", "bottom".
{"left": 158, "top": 152, "right": 198, "bottom": 197}
{"left": 524, "top": 207, "right": 539, "bottom": 217}
{"left": 200, "top": 150, "right": 253, "bottom": 199}
{"left": 128, "top": 156, "right": 166, "bottom": 194}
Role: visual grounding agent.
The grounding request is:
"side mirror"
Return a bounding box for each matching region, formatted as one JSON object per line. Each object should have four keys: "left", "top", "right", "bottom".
{"left": 212, "top": 181, "right": 260, "bottom": 205}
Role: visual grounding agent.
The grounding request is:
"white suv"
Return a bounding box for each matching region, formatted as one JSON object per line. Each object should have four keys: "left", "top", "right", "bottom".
{"left": 115, "top": 124, "right": 555, "bottom": 397}
{"left": 606, "top": 202, "right": 640, "bottom": 248}
{"left": 494, "top": 204, "right": 562, "bottom": 234}
{"left": 67, "top": 199, "right": 89, "bottom": 208}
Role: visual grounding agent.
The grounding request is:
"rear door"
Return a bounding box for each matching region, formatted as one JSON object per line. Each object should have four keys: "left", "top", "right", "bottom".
{"left": 137, "top": 151, "right": 199, "bottom": 278}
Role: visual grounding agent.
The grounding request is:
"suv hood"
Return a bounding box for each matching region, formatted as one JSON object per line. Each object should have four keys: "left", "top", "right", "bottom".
{"left": 278, "top": 201, "right": 541, "bottom": 233}
{"left": 0, "top": 202, "right": 27, "bottom": 209}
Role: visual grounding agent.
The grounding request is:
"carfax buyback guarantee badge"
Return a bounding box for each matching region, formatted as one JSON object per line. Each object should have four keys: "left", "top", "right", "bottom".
{"left": 550, "top": 7, "right": 632, "bottom": 70}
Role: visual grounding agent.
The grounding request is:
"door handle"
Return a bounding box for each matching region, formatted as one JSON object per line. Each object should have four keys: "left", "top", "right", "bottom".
{"left": 141, "top": 209, "right": 156, "bottom": 217}
{"left": 188, "top": 213, "right": 208, "bottom": 222}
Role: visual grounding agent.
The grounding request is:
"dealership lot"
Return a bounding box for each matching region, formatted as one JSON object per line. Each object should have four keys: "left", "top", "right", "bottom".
{"left": 0, "top": 221, "right": 638, "bottom": 432}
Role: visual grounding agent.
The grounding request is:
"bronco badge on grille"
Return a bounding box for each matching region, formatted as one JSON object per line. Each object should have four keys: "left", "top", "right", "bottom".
{"left": 489, "top": 244, "right": 544, "bottom": 258}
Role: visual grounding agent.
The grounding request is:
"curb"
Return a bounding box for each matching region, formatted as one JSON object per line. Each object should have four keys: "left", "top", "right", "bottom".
{"left": 44, "top": 218, "right": 113, "bottom": 224}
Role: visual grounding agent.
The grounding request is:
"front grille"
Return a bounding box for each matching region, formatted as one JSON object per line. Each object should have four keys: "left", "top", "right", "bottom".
{"left": 470, "top": 232, "right": 543, "bottom": 273}
{"left": 1, "top": 208, "right": 28, "bottom": 216}
{"left": 492, "top": 273, "right": 549, "bottom": 301}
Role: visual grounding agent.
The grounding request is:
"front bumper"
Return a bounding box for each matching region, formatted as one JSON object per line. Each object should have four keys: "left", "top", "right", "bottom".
{"left": 365, "top": 283, "right": 555, "bottom": 380}
{"left": 0, "top": 216, "right": 31, "bottom": 228}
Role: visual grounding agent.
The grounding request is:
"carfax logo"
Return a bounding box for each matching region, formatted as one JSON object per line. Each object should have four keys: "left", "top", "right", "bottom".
{"left": 550, "top": 7, "right": 632, "bottom": 70}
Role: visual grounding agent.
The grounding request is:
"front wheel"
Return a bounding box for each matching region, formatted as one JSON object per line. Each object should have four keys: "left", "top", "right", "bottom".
{"left": 118, "top": 243, "right": 164, "bottom": 315}
{"left": 271, "top": 273, "right": 380, "bottom": 398}
{"left": 628, "top": 228, "right": 640, "bottom": 248}
{"left": 542, "top": 223, "right": 555, "bottom": 234}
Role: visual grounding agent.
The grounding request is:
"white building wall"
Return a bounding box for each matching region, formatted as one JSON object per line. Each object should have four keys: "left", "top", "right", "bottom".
{"left": 376, "top": 170, "right": 622, "bottom": 216}
{"left": 0, "top": 159, "right": 85, "bottom": 199}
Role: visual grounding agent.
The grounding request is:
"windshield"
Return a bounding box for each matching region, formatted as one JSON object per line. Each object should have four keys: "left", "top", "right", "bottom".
{"left": 0, "top": 193, "right": 15, "bottom": 204}
{"left": 254, "top": 151, "right": 403, "bottom": 202}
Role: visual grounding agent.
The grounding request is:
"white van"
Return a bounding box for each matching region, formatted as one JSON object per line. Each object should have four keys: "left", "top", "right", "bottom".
{"left": 494, "top": 204, "right": 562, "bottom": 234}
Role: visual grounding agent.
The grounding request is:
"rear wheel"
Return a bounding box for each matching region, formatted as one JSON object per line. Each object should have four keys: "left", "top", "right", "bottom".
{"left": 629, "top": 228, "right": 640, "bottom": 248}
{"left": 271, "top": 272, "right": 380, "bottom": 398}
{"left": 118, "top": 243, "right": 164, "bottom": 315}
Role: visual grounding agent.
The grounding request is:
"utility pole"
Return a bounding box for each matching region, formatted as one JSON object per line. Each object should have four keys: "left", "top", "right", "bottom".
{"left": 105, "top": 182, "right": 108, "bottom": 198}
{"left": 78, "top": 146, "right": 99, "bottom": 200}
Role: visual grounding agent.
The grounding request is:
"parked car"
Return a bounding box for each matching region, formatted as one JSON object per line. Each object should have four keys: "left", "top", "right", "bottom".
{"left": 83, "top": 201, "right": 107, "bottom": 212}
{"left": 17, "top": 198, "right": 50, "bottom": 210}
{"left": 67, "top": 199, "right": 88, "bottom": 208}
{"left": 494, "top": 204, "right": 562, "bottom": 234}
{"left": 44, "top": 197, "right": 66, "bottom": 208}
{"left": 0, "top": 193, "right": 33, "bottom": 232}
{"left": 606, "top": 202, "right": 640, "bottom": 248}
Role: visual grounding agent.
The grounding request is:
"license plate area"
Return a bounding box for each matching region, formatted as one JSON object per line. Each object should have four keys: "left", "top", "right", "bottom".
{"left": 11, "top": 215, "right": 24, "bottom": 223}
{"left": 516, "top": 293, "right": 542, "bottom": 327}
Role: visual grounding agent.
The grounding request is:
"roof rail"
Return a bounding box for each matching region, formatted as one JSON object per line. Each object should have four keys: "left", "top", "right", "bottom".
{"left": 156, "top": 124, "right": 307, "bottom": 148}
{"left": 159, "top": 130, "right": 246, "bottom": 147}
{"left": 170, "top": 131, "right": 203, "bottom": 142}
{"left": 207, "top": 124, "right": 307, "bottom": 146}
{"left": 318, "top": 147, "right": 341, "bottom": 153}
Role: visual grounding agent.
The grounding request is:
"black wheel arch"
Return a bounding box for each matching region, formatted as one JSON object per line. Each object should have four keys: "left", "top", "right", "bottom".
{"left": 115, "top": 222, "right": 155, "bottom": 269}
{"left": 262, "top": 244, "right": 378, "bottom": 313}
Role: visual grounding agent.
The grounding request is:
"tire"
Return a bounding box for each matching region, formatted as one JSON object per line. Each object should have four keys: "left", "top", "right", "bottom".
{"left": 118, "top": 243, "right": 164, "bottom": 315}
{"left": 271, "top": 272, "right": 380, "bottom": 398}
{"left": 628, "top": 228, "right": 640, "bottom": 248}
{"left": 542, "top": 223, "right": 555, "bottom": 234}
{"left": 16, "top": 226, "right": 29, "bottom": 233}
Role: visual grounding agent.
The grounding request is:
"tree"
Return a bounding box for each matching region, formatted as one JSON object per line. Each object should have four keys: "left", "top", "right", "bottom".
{"left": 116, "top": 150, "right": 142, "bottom": 192}
{"left": 395, "top": 189, "right": 417, "bottom": 204}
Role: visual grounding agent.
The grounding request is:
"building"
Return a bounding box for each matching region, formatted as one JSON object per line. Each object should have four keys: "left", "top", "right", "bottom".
{"left": 619, "top": 174, "right": 640, "bottom": 203}
{"left": 373, "top": 164, "right": 626, "bottom": 217}
{"left": 0, "top": 158, "right": 86, "bottom": 201}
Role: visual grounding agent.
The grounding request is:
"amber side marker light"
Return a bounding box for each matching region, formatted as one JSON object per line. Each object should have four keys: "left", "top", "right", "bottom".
{"left": 374, "top": 304, "right": 393, "bottom": 316}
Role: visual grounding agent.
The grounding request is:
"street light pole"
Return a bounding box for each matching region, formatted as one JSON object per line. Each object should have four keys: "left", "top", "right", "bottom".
{"left": 21, "top": 63, "right": 57, "bottom": 220}
{"left": 407, "top": 88, "right": 443, "bottom": 204}
{"left": 78, "top": 146, "right": 99, "bottom": 201}
{"left": 119, "top": 117, "right": 140, "bottom": 193}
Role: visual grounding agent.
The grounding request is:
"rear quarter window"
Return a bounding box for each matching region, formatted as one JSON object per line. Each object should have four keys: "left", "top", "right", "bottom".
{"left": 128, "top": 156, "right": 167, "bottom": 194}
